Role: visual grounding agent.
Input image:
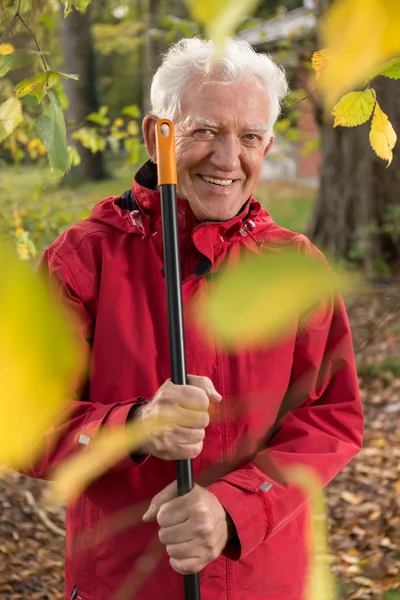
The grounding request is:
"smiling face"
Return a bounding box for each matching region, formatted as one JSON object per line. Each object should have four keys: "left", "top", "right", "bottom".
{"left": 144, "top": 73, "right": 273, "bottom": 222}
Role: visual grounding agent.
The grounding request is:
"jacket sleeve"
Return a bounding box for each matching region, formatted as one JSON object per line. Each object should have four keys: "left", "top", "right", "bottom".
{"left": 26, "top": 250, "right": 147, "bottom": 480}
{"left": 208, "top": 291, "right": 363, "bottom": 559}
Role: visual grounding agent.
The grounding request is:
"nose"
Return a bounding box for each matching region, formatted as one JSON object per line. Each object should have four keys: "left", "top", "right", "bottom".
{"left": 209, "top": 133, "right": 240, "bottom": 172}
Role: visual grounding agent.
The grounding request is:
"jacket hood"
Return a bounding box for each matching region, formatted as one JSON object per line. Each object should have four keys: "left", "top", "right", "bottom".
{"left": 88, "top": 161, "right": 275, "bottom": 243}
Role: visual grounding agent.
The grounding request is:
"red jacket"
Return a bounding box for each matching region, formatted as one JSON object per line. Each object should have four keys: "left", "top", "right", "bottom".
{"left": 34, "top": 162, "right": 363, "bottom": 600}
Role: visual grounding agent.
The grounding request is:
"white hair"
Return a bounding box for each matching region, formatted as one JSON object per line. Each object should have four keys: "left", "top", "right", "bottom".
{"left": 150, "top": 37, "right": 289, "bottom": 135}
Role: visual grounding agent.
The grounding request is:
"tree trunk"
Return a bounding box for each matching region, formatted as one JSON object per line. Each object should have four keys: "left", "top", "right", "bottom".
{"left": 60, "top": 5, "right": 107, "bottom": 181}
{"left": 309, "top": 77, "right": 400, "bottom": 275}
{"left": 139, "top": 0, "right": 161, "bottom": 115}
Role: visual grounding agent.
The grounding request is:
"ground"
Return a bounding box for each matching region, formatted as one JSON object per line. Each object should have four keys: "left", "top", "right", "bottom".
{"left": 0, "top": 165, "right": 398, "bottom": 599}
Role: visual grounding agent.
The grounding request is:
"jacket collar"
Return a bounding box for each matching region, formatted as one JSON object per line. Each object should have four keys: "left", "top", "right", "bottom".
{"left": 131, "top": 160, "right": 272, "bottom": 243}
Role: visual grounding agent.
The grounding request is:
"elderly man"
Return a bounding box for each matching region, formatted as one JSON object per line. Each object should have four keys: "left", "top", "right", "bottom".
{"left": 33, "top": 38, "right": 363, "bottom": 600}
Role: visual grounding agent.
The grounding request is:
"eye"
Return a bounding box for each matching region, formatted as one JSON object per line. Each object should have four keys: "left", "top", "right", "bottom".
{"left": 194, "top": 129, "right": 214, "bottom": 136}
{"left": 243, "top": 133, "right": 260, "bottom": 142}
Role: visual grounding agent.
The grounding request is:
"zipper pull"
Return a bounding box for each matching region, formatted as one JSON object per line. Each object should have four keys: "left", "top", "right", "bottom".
{"left": 70, "top": 585, "right": 82, "bottom": 599}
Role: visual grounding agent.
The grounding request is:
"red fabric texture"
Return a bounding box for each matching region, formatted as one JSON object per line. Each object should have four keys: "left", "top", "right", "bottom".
{"left": 30, "top": 161, "right": 363, "bottom": 600}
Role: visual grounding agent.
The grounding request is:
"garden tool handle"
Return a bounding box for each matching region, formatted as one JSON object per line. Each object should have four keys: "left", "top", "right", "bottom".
{"left": 155, "top": 119, "right": 201, "bottom": 600}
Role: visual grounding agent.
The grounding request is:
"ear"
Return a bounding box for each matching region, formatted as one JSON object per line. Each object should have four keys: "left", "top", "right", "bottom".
{"left": 264, "top": 136, "right": 274, "bottom": 157}
{"left": 142, "top": 114, "right": 159, "bottom": 162}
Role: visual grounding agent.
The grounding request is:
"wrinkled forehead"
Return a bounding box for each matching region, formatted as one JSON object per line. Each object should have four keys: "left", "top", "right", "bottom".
{"left": 176, "top": 75, "right": 270, "bottom": 130}
{"left": 181, "top": 116, "right": 269, "bottom": 133}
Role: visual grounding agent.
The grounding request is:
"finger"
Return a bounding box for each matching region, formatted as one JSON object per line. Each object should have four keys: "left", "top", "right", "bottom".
{"left": 170, "top": 426, "right": 205, "bottom": 444}
{"left": 166, "top": 540, "right": 202, "bottom": 560}
{"left": 142, "top": 480, "right": 177, "bottom": 522}
{"left": 159, "top": 522, "right": 194, "bottom": 545}
{"left": 169, "top": 557, "right": 204, "bottom": 575}
{"left": 174, "top": 406, "right": 210, "bottom": 429}
{"left": 157, "top": 496, "right": 189, "bottom": 528}
{"left": 187, "top": 375, "right": 222, "bottom": 403}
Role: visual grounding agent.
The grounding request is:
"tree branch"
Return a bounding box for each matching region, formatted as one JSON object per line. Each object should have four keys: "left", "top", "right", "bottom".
{"left": 284, "top": 88, "right": 319, "bottom": 110}
{"left": 17, "top": 13, "right": 49, "bottom": 76}
{"left": 0, "top": 0, "right": 22, "bottom": 44}
{"left": 0, "top": 0, "right": 49, "bottom": 81}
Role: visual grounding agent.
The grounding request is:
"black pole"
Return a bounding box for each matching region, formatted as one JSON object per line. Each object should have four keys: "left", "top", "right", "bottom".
{"left": 157, "top": 120, "right": 201, "bottom": 600}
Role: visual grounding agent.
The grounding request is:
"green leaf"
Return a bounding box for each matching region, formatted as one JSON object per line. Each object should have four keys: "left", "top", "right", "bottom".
{"left": 15, "top": 73, "right": 50, "bottom": 102}
{"left": 127, "top": 120, "right": 138, "bottom": 136}
{"left": 0, "top": 49, "right": 47, "bottom": 78}
{"left": 124, "top": 136, "right": 139, "bottom": 164}
{"left": 0, "top": 243, "right": 78, "bottom": 468}
{"left": 86, "top": 112, "right": 110, "bottom": 126}
{"left": 332, "top": 89, "right": 376, "bottom": 127}
{"left": 185, "top": 0, "right": 261, "bottom": 50}
{"left": 36, "top": 91, "right": 69, "bottom": 174}
{"left": 15, "top": 71, "right": 79, "bottom": 103}
{"left": 68, "top": 144, "right": 81, "bottom": 167}
{"left": 0, "top": 97, "right": 23, "bottom": 142}
{"left": 73, "top": 126, "right": 106, "bottom": 152}
{"left": 41, "top": 14, "right": 54, "bottom": 30}
{"left": 121, "top": 104, "right": 140, "bottom": 118}
{"left": 62, "top": 0, "right": 91, "bottom": 16}
{"left": 369, "top": 57, "right": 400, "bottom": 80}
{"left": 193, "top": 249, "right": 352, "bottom": 348}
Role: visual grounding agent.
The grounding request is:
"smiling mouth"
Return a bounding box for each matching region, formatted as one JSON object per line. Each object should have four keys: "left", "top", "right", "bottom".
{"left": 199, "top": 174, "right": 235, "bottom": 186}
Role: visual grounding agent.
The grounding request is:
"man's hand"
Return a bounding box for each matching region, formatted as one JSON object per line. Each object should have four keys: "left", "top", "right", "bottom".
{"left": 137, "top": 376, "right": 221, "bottom": 461}
{"left": 143, "top": 481, "right": 230, "bottom": 574}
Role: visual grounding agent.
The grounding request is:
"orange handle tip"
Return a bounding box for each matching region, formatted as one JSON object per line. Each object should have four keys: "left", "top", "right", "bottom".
{"left": 155, "top": 119, "right": 178, "bottom": 186}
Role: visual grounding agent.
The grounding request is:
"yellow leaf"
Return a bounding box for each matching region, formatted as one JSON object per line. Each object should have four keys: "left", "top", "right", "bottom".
{"left": 320, "top": 0, "right": 400, "bottom": 106}
{"left": 311, "top": 49, "right": 330, "bottom": 79}
{"left": 0, "top": 245, "right": 79, "bottom": 468}
{"left": 332, "top": 89, "right": 376, "bottom": 128}
{"left": 193, "top": 249, "right": 352, "bottom": 349}
{"left": 278, "top": 466, "right": 335, "bottom": 600}
{"left": 369, "top": 101, "right": 397, "bottom": 166}
{"left": 185, "top": 0, "right": 261, "bottom": 50}
{"left": 0, "top": 97, "right": 23, "bottom": 143}
{"left": 308, "top": 492, "right": 336, "bottom": 600}
{"left": 52, "top": 408, "right": 191, "bottom": 501}
{"left": 15, "top": 72, "right": 61, "bottom": 103}
{"left": 0, "top": 43, "right": 14, "bottom": 56}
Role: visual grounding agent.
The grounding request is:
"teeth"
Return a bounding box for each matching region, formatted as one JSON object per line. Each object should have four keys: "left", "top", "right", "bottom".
{"left": 201, "top": 175, "right": 233, "bottom": 186}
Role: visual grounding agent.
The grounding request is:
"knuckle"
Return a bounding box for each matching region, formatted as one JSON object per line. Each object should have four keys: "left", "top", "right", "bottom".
{"left": 195, "top": 502, "right": 209, "bottom": 519}
{"left": 157, "top": 509, "right": 167, "bottom": 527}
{"left": 201, "top": 376, "right": 213, "bottom": 388}
{"left": 199, "top": 522, "right": 213, "bottom": 537}
{"left": 171, "top": 559, "right": 196, "bottom": 575}
{"left": 158, "top": 528, "right": 167, "bottom": 544}
{"left": 188, "top": 442, "right": 203, "bottom": 459}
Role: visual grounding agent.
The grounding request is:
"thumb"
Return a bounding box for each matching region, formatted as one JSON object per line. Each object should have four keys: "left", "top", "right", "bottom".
{"left": 142, "top": 480, "right": 178, "bottom": 522}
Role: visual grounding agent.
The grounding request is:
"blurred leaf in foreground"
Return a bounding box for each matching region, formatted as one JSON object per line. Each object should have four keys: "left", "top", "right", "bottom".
{"left": 319, "top": 0, "right": 400, "bottom": 106}
{"left": 52, "top": 409, "right": 184, "bottom": 501}
{"left": 185, "top": 0, "right": 261, "bottom": 50}
{"left": 193, "top": 249, "right": 352, "bottom": 348}
{"left": 283, "top": 466, "right": 335, "bottom": 600}
{"left": 308, "top": 491, "right": 336, "bottom": 600}
{"left": 0, "top": 245, "right": 78, "bottom": 469}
